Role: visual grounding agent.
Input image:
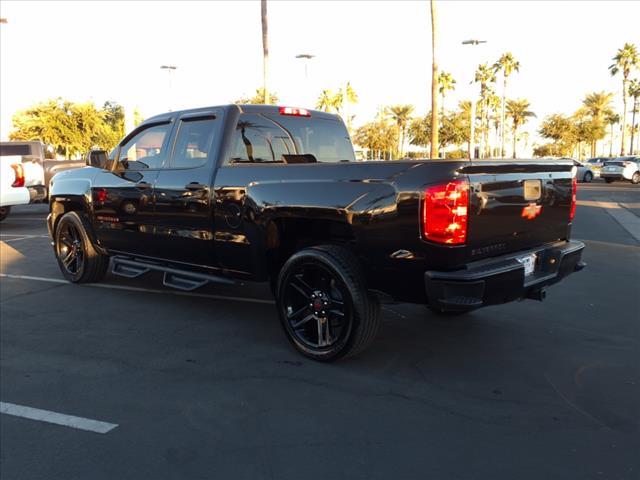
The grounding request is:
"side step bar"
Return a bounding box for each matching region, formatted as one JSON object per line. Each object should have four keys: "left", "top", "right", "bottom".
{"left": 111, "top": 256, "right": 235, "bottom": 291}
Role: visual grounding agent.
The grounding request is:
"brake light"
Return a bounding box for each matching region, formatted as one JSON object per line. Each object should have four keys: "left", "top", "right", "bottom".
{"left": 569, "top": 175, "right": 577, "bottom": 221}
{"left": 422, "top": 179, "right": 469, "bottom": 245}
{"left": 278, "top": 106, "right": 311, "bottom": 117}
{"left": 11, "top": 163, "right": 25, "bottom": 188}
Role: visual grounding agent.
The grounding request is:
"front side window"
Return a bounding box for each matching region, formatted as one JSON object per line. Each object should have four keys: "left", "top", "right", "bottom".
{"left": 118, "top": 124, "right": 170, "bottom": 170}
{"left": 228, "top": 113, "right": 355, "bottom": 164}
{"left": 170, "top": 118, "right": 217, "bottom": 169}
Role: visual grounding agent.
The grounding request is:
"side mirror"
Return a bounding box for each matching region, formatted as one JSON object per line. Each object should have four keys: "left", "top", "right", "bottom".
{"left": 86, "top": 149, "right": 108, "bottom": 168}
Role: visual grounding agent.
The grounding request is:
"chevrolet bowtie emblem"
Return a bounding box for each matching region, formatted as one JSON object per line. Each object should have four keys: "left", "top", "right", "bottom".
{"left": 521, "top": 203, "right": 542, "bottom": 220}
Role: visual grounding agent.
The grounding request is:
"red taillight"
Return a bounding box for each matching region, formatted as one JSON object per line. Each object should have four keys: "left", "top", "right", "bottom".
{"left": 11, "top": 164, "right": 25, "bottom": 188}
{"left": 570, "top": 175, "right": 577, "bottom": 221}
{"left": 422, "top": 179, "right": 469, "bottom": 245}
{"left": 278, "top": 106, "right": 311, "bottom": 117}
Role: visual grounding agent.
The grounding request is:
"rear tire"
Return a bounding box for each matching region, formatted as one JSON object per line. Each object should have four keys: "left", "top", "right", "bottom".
{"left": 0, "top": 206, "right": 11, "bottom": 222}
{"left": 631, "top": 172, "right": 640, "bottom": 185}
{"left": 583, "top": 171, "right": 593, "bottom": 183}
{"left": 276, "top": 245, "right": 380, "bottom": 361}
{"left": 54, "top": 211, "right": 109, "bottom": 283}
{"left": 605, "top": 178, "right": 615, "bottom": 183}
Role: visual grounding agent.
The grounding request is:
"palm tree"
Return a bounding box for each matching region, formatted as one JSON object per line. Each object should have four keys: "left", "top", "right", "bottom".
{"left": 387, "top": 104, "right": 415, "bottom": 158}
{"left": 342, "top": 82, "right": 358, "bottom": 132}
{"left": 316, "top": 89, "right": 337, "bottom": 112}
{"left": 628, "top": 79, "right": 640, "bottom": 154}
{"left": 474, "top": 63, "right": 496, "bottom": 158}
{"left": 609, "top": 43, "right": 639, "bottom": 155}
{"left": 487, "top": 92, "right": 501, "bottom": 157}
{"left": 581, "top": 91, "right": 615, "bottom": 156}
{"left": 506, "top": 99, "right": 535, "bottom": 159}
{"left": 606, "top": 112, "right": 621, "bottom": 157}
{"left": 437, "top": 71, "right": 456, "bottom": 118}
{"left": 493, "top": 52, "right": 520, "bottom": 158}
{"left": 430, "top": 0, "right": 439, "bottom": 159}
{"left": 261, "top": 0, "right": 270, "bottom": 104}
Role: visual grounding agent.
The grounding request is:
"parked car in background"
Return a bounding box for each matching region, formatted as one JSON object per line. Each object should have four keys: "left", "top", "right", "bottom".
{"left": 585, "top": 157, "right": 609, "bottom": 177}
{"left": 572, "top": 159, "right": 596, "bottom": 183}
{"left": 600, "top": 156, "right": 640, "bottom": 184}
{"left": 0, "top": 141, "right": 85, "bottom": 202}
{"left": 0, "top": 157, "right": 30, "bottom": 221}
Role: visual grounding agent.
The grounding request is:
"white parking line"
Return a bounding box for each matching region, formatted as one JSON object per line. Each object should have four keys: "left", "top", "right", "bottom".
{"left": 0, "top": 402, "right": 118, "bottom": 434}
{"left": 0, "top": 235, "right": 49, "bottom": 243}
{"left": 0, "top": 273, "right": 275, "bottom": 305}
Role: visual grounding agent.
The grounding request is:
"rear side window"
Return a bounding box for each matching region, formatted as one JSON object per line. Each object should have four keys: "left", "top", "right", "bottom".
{"left": 0, "top": 144, "right": 33, "bottom": 156}
{"left": 119, "top": 124, "right": 171, "bottom": 170}
{"left": 170, "top": 118, "right": 217, "bottom": 169}
{"left": 228, "top": 113, "right": 355, "bottom": 164}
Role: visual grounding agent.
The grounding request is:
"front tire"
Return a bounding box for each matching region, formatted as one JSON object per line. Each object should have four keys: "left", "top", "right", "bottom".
{"left": 0, "top": 206, "right": 11, "bottom": 222}
{"left": 583, "top": 171, "right": 593, "bottom": 183}
{"left": 631, "top": 172, "right": 640, "bottom": 185}
{"left": 276, "top": 245, "right": 380, "bottom": 361}
{"left": 54, "top": 212, "right": 109, "bottom": 283}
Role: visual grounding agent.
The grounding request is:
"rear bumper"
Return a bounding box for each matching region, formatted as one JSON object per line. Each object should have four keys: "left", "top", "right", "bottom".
{"left": 424, "top": 240, "right": 585, "bottom": 312}
{"left": 600, "top": 171, "right": 631, "bottom": 180}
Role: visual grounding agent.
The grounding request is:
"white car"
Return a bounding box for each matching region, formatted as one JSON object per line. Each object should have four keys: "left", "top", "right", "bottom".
{"left": 0, "top": 157, "right": 30, "bottom": 221}
{"left": 600, "top": 156, "right": 640, "bottom": 184}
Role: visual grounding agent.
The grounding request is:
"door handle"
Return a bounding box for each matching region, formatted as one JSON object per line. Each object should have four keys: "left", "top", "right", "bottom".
{"left": 135, "top": 181, "right": 152, "bottom": 190}
{"left": 185, "top": 182, "right": 208, "bottom": 191}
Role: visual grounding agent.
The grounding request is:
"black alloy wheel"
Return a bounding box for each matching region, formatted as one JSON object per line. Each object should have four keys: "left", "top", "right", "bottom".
{"left": 277, "top": 246, "right": 380, "bottom": 361}
{"left": 56, "top": 221, "right": 85, "bottom": 278}
{"left": 54, "top": 212, "right": 110, "bottom": 283}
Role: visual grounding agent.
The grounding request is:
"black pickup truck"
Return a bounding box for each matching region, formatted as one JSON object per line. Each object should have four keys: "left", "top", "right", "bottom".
{"left": 48, "top": 104, "right": 585, "bottom": 361}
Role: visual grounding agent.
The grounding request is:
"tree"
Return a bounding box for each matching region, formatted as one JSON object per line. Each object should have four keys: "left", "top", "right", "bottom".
{"left": 235, "top": 88, "right": 279, "bottom": 105}
{"left": 474, "top": 63, "right": 496, "bottom": 158}
{"left": 10, "top": 99, "right": 126, "bottom": 157}
{"left": 429, "top": 0, "right": 439, "bottom": 158}
{"left": 506, "top": 99, "right": 535, "bottom": 158}
{"left": 606, "top": 112, "right": 621, "bottom": 157}
{"left": 353, "top": 120, "right": 398, "bottom": 160}
{"left": 409, "top": 107, "right": 469, "bottom": 154}
{"left": 316, "top": 83, "right": 357, "bottom": 119}
{"left": 438, "top": 71, "right": 456, "bottom": 119}
{"left": 486, "top": 92, "right": 501, "bottom": 157}
{"left": 493, "top": 52, "right": 520, "bottom": 157}
{"left": 581, "top": 91, "right": 614, "bottom": 156}
{"left": 261, "top": 0, "right": 270, "bottom": 104}
{"left": 609, "top": 42, "right": 639, "bottom": 155}
{"left": 628, "top": 78, "right": 640, "bottom": 154}
{"left": 387, "top": 104, "right": 415, "bottom": 158}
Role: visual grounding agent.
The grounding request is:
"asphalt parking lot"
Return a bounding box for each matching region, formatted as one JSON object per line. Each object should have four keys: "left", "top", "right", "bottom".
{"left": 1, "top": 181, "right": 639, "bottom": 480}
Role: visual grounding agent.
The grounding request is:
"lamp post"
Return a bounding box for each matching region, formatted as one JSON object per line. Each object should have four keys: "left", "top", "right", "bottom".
{"left": 160, "top": 65, "right": 177, "bottom": 111}
{"left": 295, "top": 53, "right": 315, "bottom": 78}
{"left": 462, "top": 39, "right": 487, "bottom": 160}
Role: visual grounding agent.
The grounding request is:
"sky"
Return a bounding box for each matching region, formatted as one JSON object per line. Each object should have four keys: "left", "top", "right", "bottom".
{"left": 1, "top": 0, "right": 639, "bottom": 152}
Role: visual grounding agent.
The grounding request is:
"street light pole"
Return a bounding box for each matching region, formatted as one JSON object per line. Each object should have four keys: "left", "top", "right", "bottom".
{"left": 462, "top": 39, "right": 487, "bottom": 160}
{"left": 160, "top": 65, "right": 177, "bottom": 111}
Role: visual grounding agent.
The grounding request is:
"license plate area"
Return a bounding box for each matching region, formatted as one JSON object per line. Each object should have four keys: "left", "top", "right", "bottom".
{"left": 517, "top": 253, "right": 537, "bottom": 277}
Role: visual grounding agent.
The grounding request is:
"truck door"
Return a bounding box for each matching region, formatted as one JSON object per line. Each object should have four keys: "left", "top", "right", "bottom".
{"left": 92, "top": 121, "right": 173, "bottom": 258}
{"left": 152, "top": 111, "right": 220, "bottom": 267}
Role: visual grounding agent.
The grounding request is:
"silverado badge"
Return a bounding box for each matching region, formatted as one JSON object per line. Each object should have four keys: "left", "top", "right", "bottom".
{"left": 521, "top": 203, "right": 542, "bottom": 220}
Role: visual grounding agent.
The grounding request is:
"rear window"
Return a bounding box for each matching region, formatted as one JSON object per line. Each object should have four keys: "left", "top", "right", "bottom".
{"left": 0, "top": 144, "right": 33, "bottom": 156}
{"left": 228, "top": 113, "right": 355, "bottom": 164}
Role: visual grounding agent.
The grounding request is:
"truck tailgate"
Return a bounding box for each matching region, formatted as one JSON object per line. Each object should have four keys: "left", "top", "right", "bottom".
{"left": 463, "top": 161, "right": 574, "bottom": 261}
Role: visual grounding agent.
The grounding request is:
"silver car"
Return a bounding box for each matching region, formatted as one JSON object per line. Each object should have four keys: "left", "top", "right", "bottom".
{"left": 572, "top": 159, "right": 596, "bottom": 183}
